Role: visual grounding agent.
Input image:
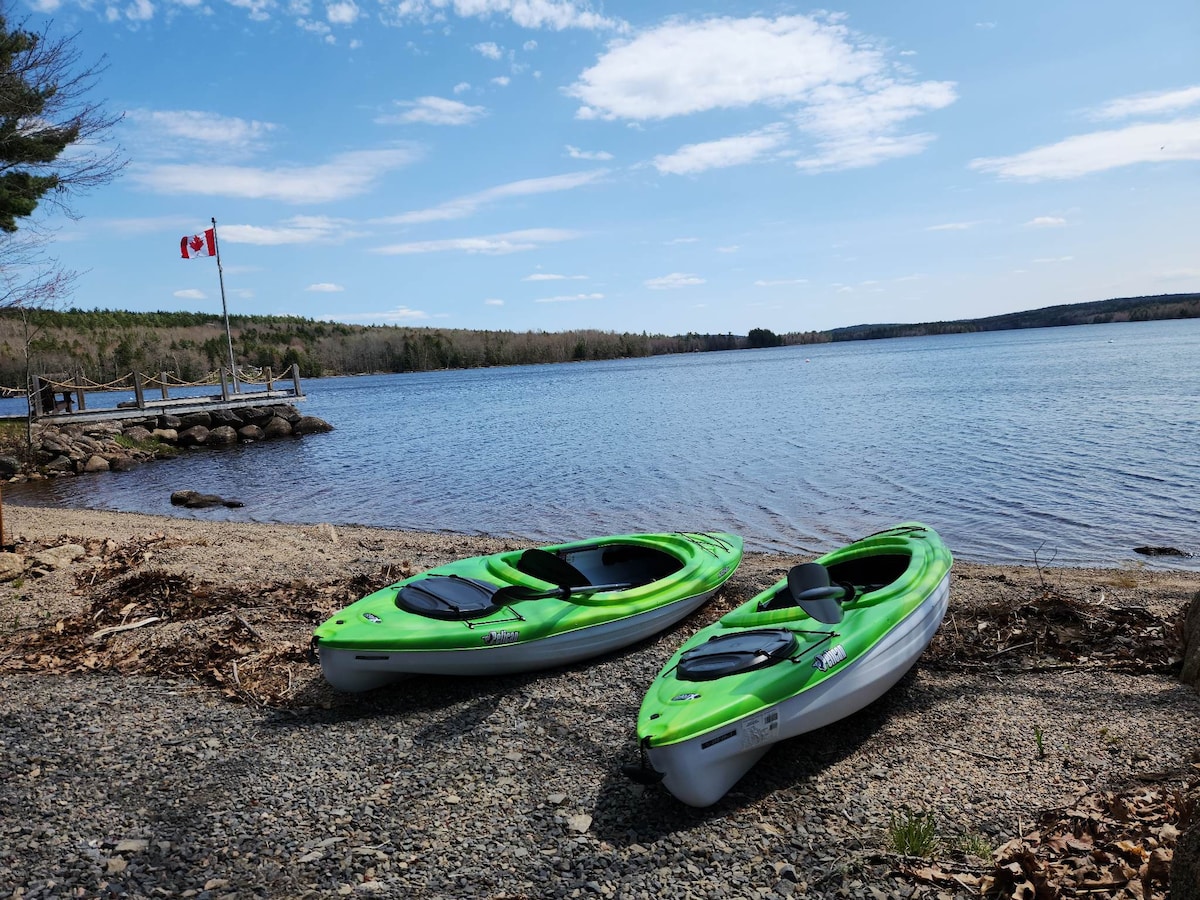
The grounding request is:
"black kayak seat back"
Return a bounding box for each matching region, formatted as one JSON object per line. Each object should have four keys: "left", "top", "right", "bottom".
{"left": 515, "top": 548, "right": 590, "bottom": 588}
{"left": 395, "top": 575, "right": 504, "bottom": 620}
{"left": 676, "top": 629, "right": 799, "bottom": 682}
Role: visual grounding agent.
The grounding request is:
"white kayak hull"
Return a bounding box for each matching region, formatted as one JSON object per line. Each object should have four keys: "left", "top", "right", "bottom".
{"left": 646, "top": 572, "right": 950, "bottom": 807}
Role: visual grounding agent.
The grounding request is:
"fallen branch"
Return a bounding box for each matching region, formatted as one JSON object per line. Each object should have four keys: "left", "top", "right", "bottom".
{"left": 233, "top": 611, "right": 265, "bottom": 642}
{"left": 90, "top": 617, "right": 161, "bottom": 641}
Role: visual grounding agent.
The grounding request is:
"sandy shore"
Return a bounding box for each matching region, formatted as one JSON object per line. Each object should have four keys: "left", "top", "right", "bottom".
{"left": 1, "top": 503, "right": 1197, "bottom": 899}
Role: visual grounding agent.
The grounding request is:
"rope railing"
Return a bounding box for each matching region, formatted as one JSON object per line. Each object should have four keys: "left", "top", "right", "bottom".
{"left": 25, "top": 364, "right": 304, "bottom": 419}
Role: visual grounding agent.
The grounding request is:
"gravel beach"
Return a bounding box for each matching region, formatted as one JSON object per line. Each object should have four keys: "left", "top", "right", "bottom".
{"left": 1, "top": 505, "right": 1197, "bottom": 899}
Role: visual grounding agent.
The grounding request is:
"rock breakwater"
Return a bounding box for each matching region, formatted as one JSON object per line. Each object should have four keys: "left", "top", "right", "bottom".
{"left": 0, "top": 403, "right": 333, "bottom": 481}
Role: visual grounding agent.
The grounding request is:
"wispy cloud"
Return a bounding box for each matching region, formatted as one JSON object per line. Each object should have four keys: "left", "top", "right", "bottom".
{"left": 654, "top": 127, "right": 789, "bottom": 175}
{"left": 306, "top": 282, "right": 345, "bottom": 292}
{"left": 474, "top": 41, "right": 503, "bottom": 60}
{"left": 925, "top": 221, "right": 980, "bottom": 231}
{"left": 484, "top": 298, "right": 505, "bottom": 306}
{"left": 126, "top": 109, "right": 277, "bottom": 156}
{"left": 375, "top": 170, "right": 606, "bottom": 225}
{"left": 378, "top": 96, "right": 487, "bottom": 126}
{"left": 1033, "top": 256, "right": 1074, "bottom": 264}
{"left": 970, "top": 118, "right": 1200, "bottom": 180}
{"left": 133, "top": 148, "right": 422, "bottom": 203}
{"left": 219, "top": 216, "right": 355, "bottom": 245}
{"left": 173, "top": 289, "right": 206, "bottom": 300}
{"left": 1091, "top": 85, "right": 1200, "bottom": 120}
{"left": 523, "top": 273, "right": 588, "bottom": 281}
{"left": 566, "top": 144, "right": 613, "bottom": 161}
{"left": 372, "top": 228, "right": 580, "bottom": 255}
{"left": 386, "top": 0, "right": 623, "bottom": 31}
{"left": 330, "top": 306, "right": 430, "bottom": 322}
{"left": 645, "top": 272, "right": 705, "bottom": 289}
{"left": 533, "top": 292, "right": 604, "bottom": 303}
{"left": 754, "top": 278, "right": 807, "bottom": 286}
{"left": 1025, "top": 216, "right": 1067, "bottom": 227}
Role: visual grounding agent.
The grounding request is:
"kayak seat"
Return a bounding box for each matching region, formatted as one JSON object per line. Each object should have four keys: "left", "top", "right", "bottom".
{"left": 395, "top": 575, "right": 505, "bottom": 620}
{"left": 676, "top": 629, "right": 799, "bottom": 682}
{"left": 515, "top": 548, "right": 590, "bottom": 588}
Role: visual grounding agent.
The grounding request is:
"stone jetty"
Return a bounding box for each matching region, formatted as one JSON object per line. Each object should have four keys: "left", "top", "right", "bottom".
{"left": 0, "top": 403, "right": 333, "bottom": 480}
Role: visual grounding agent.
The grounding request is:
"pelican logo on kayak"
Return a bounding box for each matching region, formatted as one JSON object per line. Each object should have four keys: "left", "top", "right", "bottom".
{"left": 671, "top": 693, "right": 701, "bottom": 702}
{"left": 813, "top": 644, "right": 847, "bottom": 672}
{"left": 484, "top": 630, "right": 520, "bottom": 645}
{"left": 362, "top": 613, "right": 382, "bottom": 624}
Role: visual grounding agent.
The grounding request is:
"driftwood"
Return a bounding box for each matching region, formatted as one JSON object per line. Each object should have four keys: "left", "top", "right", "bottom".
{"left": 90, "top": 617, "right": 162, "bottom": 641}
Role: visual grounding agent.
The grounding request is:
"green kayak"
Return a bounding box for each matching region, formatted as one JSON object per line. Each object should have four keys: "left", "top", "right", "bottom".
{"left": 626, "top": 523, "right": 952, "bottom": 806}
{"left": 313, "top": 531, "right": 743, "bottom": 692}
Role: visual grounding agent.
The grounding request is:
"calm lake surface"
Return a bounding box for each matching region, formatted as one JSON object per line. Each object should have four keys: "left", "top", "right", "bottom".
{"left": 6, "top": 319, "right": 1199, "bottom": 570}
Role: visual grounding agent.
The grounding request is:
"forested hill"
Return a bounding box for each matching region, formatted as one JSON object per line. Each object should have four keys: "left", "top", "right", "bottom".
{"left": 0, "top": 291, "right": 1196, "bottom": 386}
{"left": 828, "top": 292, "right": 1200, "bottom": 342}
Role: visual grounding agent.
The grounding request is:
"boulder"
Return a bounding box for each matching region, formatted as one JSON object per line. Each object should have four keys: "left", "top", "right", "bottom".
{"left": 1181, "top": 592, "right": 1200, "bottom": 692}
{"left": 177, "top": 425, "right": 209, "bottom": 446}
{"left": 33, "top": 544, "right": 86, "bottom": 569}
{"left": 293, "top": 416, "right": 333, "bottom": 435}
{"left": 0, "top": 455, "right": 21, "bottom": 476}
{"left": 151, "top": 428, "right": 178, "bottom": 443}
{"left": 170, "top": 490, "right": 244, "bottom": 509}
{"left": 82, "top": 454, "right": 110, "bottom": 473}
{"left": 157, "top": 414, "right": 182, "bottom": 430}
{"left": 208, "top": 425, "right": 238, "bottom": 445}
{"left": 123, "top": 426, "right": 153, "bottom": 443}
{"left": 43, "top": 455, "right": 72, "bottom": 473}
{"left": 237, "top": 424, "right": 265, "bottom": 443}
{"left": 0, "top": 552, "right": 24, "bottom": 581}
{"left": 210, "top": 408, "right": 241, "bottom": 426}
{"left": 109, "top": 455, "right": 139, "bottom": 472}
{"left": 178, "top": 411, "right": 212, "bottom": 429}
{"left": 263, "top": 416, "right": 293, "bottom": 439}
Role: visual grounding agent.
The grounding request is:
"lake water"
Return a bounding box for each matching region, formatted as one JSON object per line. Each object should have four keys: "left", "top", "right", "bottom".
{"left": 5, "top": 319, "right": 1199, "bottom": 570}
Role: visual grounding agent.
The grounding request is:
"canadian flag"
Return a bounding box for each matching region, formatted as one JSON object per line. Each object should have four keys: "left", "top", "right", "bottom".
{"left": 181, "top": 228, "right": 216, "bottom": 259}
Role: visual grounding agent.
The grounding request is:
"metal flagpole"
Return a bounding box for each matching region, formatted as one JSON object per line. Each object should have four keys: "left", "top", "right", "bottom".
{"left": 210, "top": 217, "right": 239, "bottom": 392}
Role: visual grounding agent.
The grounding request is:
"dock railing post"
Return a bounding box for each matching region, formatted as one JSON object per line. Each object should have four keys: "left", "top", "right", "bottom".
{"left": 134, "top": 373, "right": 146, "bottom": 409}
{"left": 32, "top": 376, "right": 48, "bottom": 417}
{"left": 290, "top": 364, "right": 301, "bottom": 398}
{"left": 265, "top": 366, "right": 274, "bottom": 393}
{"left": 74, "top": 370, "right": 87, "bottom": 411}
{"left": 159, "top": 373, "right": 169, "bottom": 401}
{"left": 219, "top": 369, "right": 230, "bottom": 401}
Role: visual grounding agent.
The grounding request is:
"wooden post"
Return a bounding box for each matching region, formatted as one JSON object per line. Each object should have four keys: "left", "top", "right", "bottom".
{"left": 290, "top": 363, "right": 301, "bottom": 398}
{"left": 32, "top": 377, "right": 48, "bottom": 417}
{"left": 219, "top": 369, "right": 230, "bottom": 401}
{"left": 134, "top": 372, "right": 146, "bottom": 409}
{"left": 159, "top": 372, "right": 169, "bottom": 401}
{"left": 74, "top": 370, "right": 87, "bottom": 411}
{"left": 264, "top": 366, "right": 274, "bottom": 393}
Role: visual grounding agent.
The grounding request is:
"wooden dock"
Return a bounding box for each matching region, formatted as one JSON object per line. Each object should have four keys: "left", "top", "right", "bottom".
{"left": 23, "top": 365, "right": 307, "bottom": 425}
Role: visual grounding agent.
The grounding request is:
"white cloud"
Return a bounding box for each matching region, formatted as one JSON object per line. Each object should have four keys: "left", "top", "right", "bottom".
{"left": 133, "top": 148, "right": 422, "bottom": 203}
{"left": 474, "top": 41, "right": 503, "bottom": 59}
{"left": 569, "top": 15, "right": 955, "bottom": 175}
{"left": 523, "top": 273, "right": 587, "bottom": 281}
{"left": 484, "top": 298, "right": 505, "bottom": 305}
{"left": 492, "top": 76, "right": 511, "bottom": 87}
{"left": 565, "top": 144, "right": 613, "bottom": 161}
{"left": 219, "top": 216, "right": 353, "bottom": 245}
{"left": 306, "top": 282, "right": 345, "bottom": 292}
{"left": 969, "top": 117, "right": 1200, "bottom": 180}
{"left": 373, "top": 228, "right": 580, "bottom": 255}
{"left": 1091, "top": 85, "right": 1200, "bottom": 120}
{"left": 665, "top": 237, "right": 699, "bottom": 245}
{"left": 326, "top": 0, "right": 359, "bottom": 25}
{"left": 1026, "top": 216, "right": 1067, "bottom": 228}
{"left": 375, "top": 169, "right": 605, "bottom": 224}
{"left": 379, "top": 96, "right": 487, "bottom": 126}
{"left": 1034, "top": 256, "right": 1074, "bottom": 264}
{"left": 173, "top": 289, "right": 206, "bottom": 300}
{"left": 645, "top": 272, "right": 705, "bottom": 289}
{"left": 333, "top": 306, "right": 430, "bottom": 322}
{"left": 654, "top": 126, "right": 789, "bottom": 175}
{"left": 523, "top": 40, "right": 537, "bottom": 50}
{"left": 386, "top": 0, "right": 623, "bottom": 31}
{"left": 126, "top": 109, "right": 277, "bottom": 154}
{"left": 754, "top": 278, "right": 807, "bottom": 286}
{"left": 534, "top": 292, "right": 604, "bottom": 303}
{"left": 925, "top": 221, "right": 979, "bottom": 231}
{"left": 453, "top": 82, "right": 471, "bottom": 94}
{"left": 717, "top": 245, "right": 740, "bottom": 253}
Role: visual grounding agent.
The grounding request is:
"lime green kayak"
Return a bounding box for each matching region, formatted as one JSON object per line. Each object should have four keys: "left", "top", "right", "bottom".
{"left": 313, "top": 531, "right": 743, "bottom": 692}
{"left": 626, "top": 523, "right": 952, "bottom": 806}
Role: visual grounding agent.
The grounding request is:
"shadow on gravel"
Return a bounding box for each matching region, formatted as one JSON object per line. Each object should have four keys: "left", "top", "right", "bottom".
{"left": 588, "top": 668, "right": 924, "bottom": 844}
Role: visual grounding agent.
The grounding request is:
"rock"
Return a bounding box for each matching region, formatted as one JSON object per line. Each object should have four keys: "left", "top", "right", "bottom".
{"left": 208, "top": 425, "right": 238, "bottom": 445}
{"left": 33, "top": 544, "right": 86, "bottom": 569}
{"left": 210, "top": 409, "right": 241, "bottom": 426}
{"left": 1134, "top": 545, "right": 1190, "bottom": 557}
{"left": 157, "top": 414, "right": 182, "bottom": 429}
{"left": 123, "top": 426, "right": 153, "bottom": 443}
{"left": 43, "top": 455, "right": 72, "bottom": 473}
{"left": 179, "top": 412, "right": 213, "bottom": 429}
{"left": 293, "top": 416, "right": 333, "bottom": 435}
{"left": 1181, "top": 592, "right": 1200, "bottom": 692}
{"left": 170, "top": 490, "right": 243, "bottom": 509}
{"left": 238, "top": 424, "right": 265, "bottom": 443}
{"left": 177, "top": 425, "right": 209, "bottom": 446}
{"left": 0, "top": 552, "right": 24, "bottom": 581}
{"left": 109, "top": 455, "right": 139, "bottom": 472}
{"left": 83, "top": 455, "right": 110, "bottom": 473}
{"left": 0, "top": 455, "right": 21, "bottom": 476}
{"left": 151, "top": 428, "right": 178, "bottom": 442}
{"left": 263, "top": 416, "right": 293, "bottom": 439}
{"left": 1175, "top": 818, "right": 1200, "bottom": 900}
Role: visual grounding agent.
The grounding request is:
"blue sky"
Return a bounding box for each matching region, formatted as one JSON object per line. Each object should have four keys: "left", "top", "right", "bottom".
{"left": 22, "top": 0, "right": 1200, "bottom": 334}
